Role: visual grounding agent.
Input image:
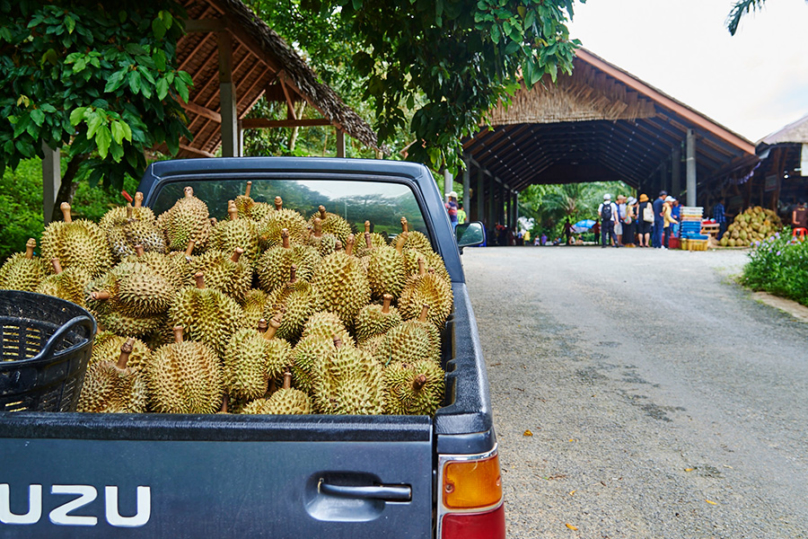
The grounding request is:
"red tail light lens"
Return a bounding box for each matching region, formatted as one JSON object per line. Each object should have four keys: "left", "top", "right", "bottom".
{"left": 442, "top": 504, "right": 506, "bottom": 539}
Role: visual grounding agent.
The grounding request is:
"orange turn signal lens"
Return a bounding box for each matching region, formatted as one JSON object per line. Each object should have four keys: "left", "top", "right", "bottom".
{"left": 442, "top": 454, "right": 502, "bottom": 509}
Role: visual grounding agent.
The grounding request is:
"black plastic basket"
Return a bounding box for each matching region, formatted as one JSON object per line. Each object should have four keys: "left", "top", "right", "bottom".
{"left": 0, "top": 290, "right": 96, "bottom": 412}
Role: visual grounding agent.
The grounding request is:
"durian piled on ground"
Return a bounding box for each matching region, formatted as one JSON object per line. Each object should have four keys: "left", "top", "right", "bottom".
{"left": 719, "top": 206, "right": 783, "bottom": 248}
{"left": 0, "top": 184, "right": 452, "bottom": 417}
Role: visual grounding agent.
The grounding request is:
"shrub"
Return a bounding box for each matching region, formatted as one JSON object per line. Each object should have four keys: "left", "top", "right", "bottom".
{"left": 742, "top": 230, "right": 808, "bottom": 306}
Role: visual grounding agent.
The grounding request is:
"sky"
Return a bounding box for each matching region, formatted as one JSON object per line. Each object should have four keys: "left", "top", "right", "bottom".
{"left": 566, "top": 0, "right": 808, "bottom": 143}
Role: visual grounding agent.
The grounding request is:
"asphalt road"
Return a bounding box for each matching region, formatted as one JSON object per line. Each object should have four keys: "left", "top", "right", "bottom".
{"left": 463, "top": 246, "right": 808, "bottom": 539}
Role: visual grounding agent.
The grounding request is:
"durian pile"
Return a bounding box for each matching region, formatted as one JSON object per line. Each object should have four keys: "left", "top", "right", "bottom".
{"left": 0, "top": 183, "right": 453, "bottom": 417}
{"left": 719, "top": 206, "right": 783, "bottom": 248}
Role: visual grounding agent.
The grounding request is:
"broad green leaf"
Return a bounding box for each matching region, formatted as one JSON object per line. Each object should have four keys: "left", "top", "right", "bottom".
{"left": 30, "top": 109, "right": 45, "bottom": 126}
{"left": 111, "top": 121, "right": 125, "bottom": 145}
{"left": 110, "top": 139, "right": 124, "bottom": 162}
{"left": 156, "top": 78, "right": 169, "bottom": 100}
{"left": 69, "top": 107, "right": 87, "bottom": 126}
{"left": 41, "top": 103, "right": 57, "bottom": 113}
{"left": 174, "top": 78, "right": 189, "bottom": 103}
{"left": 129, "top": 70, "right": 142, "bottom": 94}
{"left": 125, "top": 43, "right": 147, "bottom": 56}
{"left": 120, "top": 121, "right": 133, "bottom": 142}
{"left": 96, "top": 125, "right": 112, "bottom": 158}
{"left": 86, "top": 113, "right": 104, "bottom": 138}
{"left": 104, "top": 70, "right": 126, "bottom": 93}
{"left": 64, "top": 15, "right": 75, "bottom": 34}
{"left": 152, "top": 17, "right": 166, "bottom": 40}
{"left": 490, "top": 24, "right": 500, "bottom": 44}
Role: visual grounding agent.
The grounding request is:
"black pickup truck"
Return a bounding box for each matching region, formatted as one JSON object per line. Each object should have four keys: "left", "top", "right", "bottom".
{"left": 0, "top": 158, "right": 502, "bottom": 539}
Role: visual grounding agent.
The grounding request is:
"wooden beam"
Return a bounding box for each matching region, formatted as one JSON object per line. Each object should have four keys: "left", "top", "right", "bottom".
{"left": 179, "top": 144, "right": 216, "bottom": 158}
{"left": 184, "top": 18, "right": 226, "bottom": 33}
{"left": 42, "top": 142, "right": 60, "bottom": 226}
{"left": 336, "top": 129, "right": 346, "bottom": 158}
{"left": 217, "top": 31, "right": 238, "bottom": 157}
{"left": 279, "top": 73, "right": 297, "bottom": 120}
{"left": 241, "top": 118, "right": 333, "bottom": 129}
{"left": 182, "top": 101, "right": 221, "bottom": 123}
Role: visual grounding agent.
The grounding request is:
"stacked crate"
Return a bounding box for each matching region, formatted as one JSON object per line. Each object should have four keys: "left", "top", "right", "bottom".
{"left": 680, "top": 206, "right": 709, "bottom": 250}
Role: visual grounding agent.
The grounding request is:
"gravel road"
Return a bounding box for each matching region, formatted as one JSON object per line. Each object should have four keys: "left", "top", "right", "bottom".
{"left": 462, "top": 246, "right": 808, "bottom": 539}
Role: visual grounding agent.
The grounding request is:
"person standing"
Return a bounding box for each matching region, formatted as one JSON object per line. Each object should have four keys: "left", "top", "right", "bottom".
{"left": 592, "top": 219, "right": 601, "bottom": 245}
{"left": 445, "top": 191, "right": 459, "bottom": 232}
{"left": 598, "top": 194, "right": 619, "bottom": 248}
{"left": 713, "top": 199, "right": 727, "bottom": 240}
{"left": 563, "top": 220, "right": 573, "bottom": 245}
{"left": 622, "top": 197, "right": 637, "bottom": 247}
{"left": 637, "top": 194, "right": 653, "bottom": 247}
{"left": 456, "top": 204, "right": 467, "bottom": 225}
{"left": 662, "top": 196, "right": 677, "bottom": 249}
{"left": 652, "top": 191, "right": 667, "bottom": 248}
{"left": 670, "top": 198, "right": 681, "bottom": 238}
{"left": 615, "top": 195, "right": 626, "bottom": 245}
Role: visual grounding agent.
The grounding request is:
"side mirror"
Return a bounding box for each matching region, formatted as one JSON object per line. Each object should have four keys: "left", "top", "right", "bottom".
{"left": 456, "top": 222, "right": 485, "bottom": 248}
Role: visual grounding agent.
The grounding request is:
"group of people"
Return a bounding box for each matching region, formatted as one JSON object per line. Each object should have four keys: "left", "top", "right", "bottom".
{"left": 597, "top": 191, "right": 681, "bottom": 248}
{"left": 444, "top": 191, "right": 466, "bottom": 231}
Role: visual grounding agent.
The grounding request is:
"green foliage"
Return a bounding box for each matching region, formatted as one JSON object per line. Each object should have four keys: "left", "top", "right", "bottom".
{"left": 726, "top": 0, "right": 767, "bottom": 35}
{"left": 252, "top": 0, "right": 581, "bottom": 171}
{"left": 743, "top": 231, "right": 808, "bottom": 306}
{"left": 0, "top": 1, "right": 192, "bottom": 190}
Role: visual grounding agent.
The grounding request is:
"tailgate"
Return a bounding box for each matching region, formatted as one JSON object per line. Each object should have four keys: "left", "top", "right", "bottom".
{"left": 0, "top": 413, "right": 433, "bottom": 538}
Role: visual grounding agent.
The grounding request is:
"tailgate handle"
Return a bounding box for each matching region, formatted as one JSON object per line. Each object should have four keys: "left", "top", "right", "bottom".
{"left": 319, "top": 480, "right": 412, "bottom": 502}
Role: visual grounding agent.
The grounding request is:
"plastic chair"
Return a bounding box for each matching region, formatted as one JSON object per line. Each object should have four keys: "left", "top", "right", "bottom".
{"left": 793, "top": 228, "right": 807, "bottom": 241}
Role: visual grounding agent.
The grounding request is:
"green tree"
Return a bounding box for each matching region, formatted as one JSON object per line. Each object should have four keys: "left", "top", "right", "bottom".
{"left": 0, "top": 1, "right": 193, "bottom": 221}
{"left": 251, "top": 0, "right": 582, "bottom": 172}
{"left": 726, "top": 0, "right": 807, "bottom": 35}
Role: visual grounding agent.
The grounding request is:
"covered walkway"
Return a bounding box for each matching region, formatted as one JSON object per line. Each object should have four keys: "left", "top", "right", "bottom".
{"left": 452, "top": 49, "right": 758, "bottom": 233}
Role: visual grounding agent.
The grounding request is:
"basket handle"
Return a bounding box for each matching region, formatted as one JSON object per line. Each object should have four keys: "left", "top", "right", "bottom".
{"left": 35, "top": 316, "right": 96, "bottom": 361}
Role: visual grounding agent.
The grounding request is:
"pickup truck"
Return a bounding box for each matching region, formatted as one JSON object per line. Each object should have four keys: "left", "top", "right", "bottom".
{"left": 0, "top": 158, "right": 503, "bottom": 539}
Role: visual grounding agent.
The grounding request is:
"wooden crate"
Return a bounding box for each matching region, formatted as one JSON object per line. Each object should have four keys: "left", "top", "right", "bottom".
{"left": 687, "top": 239, "right": 709, "bottom": 251}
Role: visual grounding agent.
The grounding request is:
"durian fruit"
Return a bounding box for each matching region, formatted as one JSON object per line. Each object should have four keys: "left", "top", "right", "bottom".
{"left": 77, "top": 338, "right": 148, "bottom": 413}
{"left": 313, "top": 337, "right": 385, "bottom": 415}
{"left": 384, "top": 360, "right": 445, "bottom": 416}
{"left": 367, "top": 233, "right": 407, "bottom": 300}
{"left": 41, "top": 203, "right": 113, "bottom": 277}
{"left": 309, "top": 205, "right": 352, "bottom": 244}
{"left": 0, "top": 238, "right": 46, "bottom": 292}
{"left": 291, "top": 334, "right": 335, "bottom": 393}
{"left": 168, "top": 272, "right": 245, "bottom": 357}
{"left": 147, "top": 326, "right": 223, "bottom": 414}
{"left": 307, "top": 217, "right": 338, "bottom": 257}
{"left": 256, "top": 196, "right": 309, "bottom": 249}
{"left": 355, "top": 221, "right": 388, "bottom": 258}
{"left": 233, "top": 181, "right": 256, "bottom": 219}
{"left": 403, "top": 248, "right": 451, "bottom": 283}
{"left": 355, "top": 294, "right": 402, "bottom": 344}
{"left": 310, "top": 234, "right": 371, "bottom": 325}
{"left": 240, "top": 370, "right": 312, "bottom": 415}
{"left": 35, "top": 258, "right": 92, "bottom": 307}
{"left": 256, "top": 229, "right": 321, "bottom": 293}
{"left": 100, "top": 195, "right": 165, "bottom": 261}
{"left": 398, "top": 257, "right": 453, "bottom": 329}
{"left": 241, "top": 288, "right": 271, "bottom": 330}
{"left": 89, "top": 331, "right": 153, "bottom": 372}
{"left": 400, "top": 217, "right": 433, "bottom": 254}
{"left": 265, "top": 265, "right": 319, "bottom": 342}
{"left": 301, "top": 311, "right": 353, "bottom": 345}
{"left": 374, "top": 306, "right": 440, "bottom": 366}
{"left": 125, "top": 244, "right": 185, "bottom": 291}
{"left": 209, "top": 201, "right": 259, "bottom": 264}
{"left": 223, "top": 317, "right": 292, "bottom": 401}
{"left": 157, "top": 186, "right": 211, "bottom": 253}
{"left": 187, "top": 248, "right": 252, "bottom": 302}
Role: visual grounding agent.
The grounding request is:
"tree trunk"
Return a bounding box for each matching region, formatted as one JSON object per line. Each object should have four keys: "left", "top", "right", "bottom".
{"left": 50, "top": 156, "right": 86, "bottom": 223}
{"left": 288, "top": 101, "right": 306, "bottom": 152}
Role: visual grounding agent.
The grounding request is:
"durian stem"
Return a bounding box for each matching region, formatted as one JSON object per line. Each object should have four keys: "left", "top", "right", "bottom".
{"left": 334, "top": 240, "right": 343, "bottom": 251}
{"left": 282, "top": 369, "right": 292, "bottom": 390}
{"left": 134, "top": 192, "right": 143, "bottom": 208}
{"left": 395, "top": 233, "right": 407, "bottom": 253}
{"left": 228, "top": 201, "right": 238, "bottom": 221}
{"left": 117, "top": 338, "right": 134, "bottom": 370}
{"left": 230, "top": 248, "right": 244, "bottom": 263}
{"left": 289, "top": 264, "right": 297, "bottom": 283}
{"left": 134, "top": 244, "right": 145, "bottom": 257}
{"left": 364, "top": 220, "right": 371, "bottom": 233}
{"left": 184, "top": 186, "right": 194, "bottom": 198}
{"left": 313, "top": 217, "right": 323, "bottom": 238}
{"left": 92, "top": 291, "right": 113, "bottom": 301}
{"left": 318, "top": 205, "right": 327, "bottom": 220}
{"left": 194, "top": 272, "right": 205, "bottom": 289}
{"left": 419, "top": 304, "right": 430, "bottom": 323}
{"left": 185, "top": 240, "right": 196, "bottom": 257}
{"left": 244, "top": 181, "right": 252, "bottom": 198}
{"left": 364, "top": 232, "right": 372, "bottom": 250}
{"left": 51, "top": 258, "right": 63, "bottom": 274}
{"left": 126, "top": 205, "right": 134, "bottom": 221}
{"left": 262, "top": 315, "right": 281, "bottom": 340}
{"left": 274, "top": 196, "right": 283, "bottom": 211}
{"left": 25, "top": 238, "right": 36, "bottom": 259}
{"left": 210, "top": 217, "right": 218, "bottom": 227}
{"left": 333, "top": 336, "right": 343, "bottom": 348}
{"left": 173, "top": 326, "right": 184, "bottom": 343}
{"left": 417, "top": 257, "right": 426, "bottom": 276}
{"left": 413, "top": 374, "right": 427, "bottom": 392}
{"left": 401, "top": 217, "right": 409, "bottom": 233}
{"left": 220, "top": 394, "right": 229, "bottom": 414}
{"left": 257, "top": 318, "right": 269, "bottom": 333}
{"left": 60, "top": 203, "right": 72, "bottom": 223}
{"left": 281, "top": 229, "right": 290, "bottom": 249}
{"left": 382, "top": 294, "right": 393, "bottom": 314}
{"left": 345, "top": 234, "right": 355, "bottom": 256}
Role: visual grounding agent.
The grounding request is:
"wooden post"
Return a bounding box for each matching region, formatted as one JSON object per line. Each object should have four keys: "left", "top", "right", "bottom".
{"left": 462, "top": 155, "right": 470, "bottom": 214}
{"left": 217, "top": 32, "right": 238, "bottom": 157}
{"left": 237, "top": 121, "right": 244, "bottom": 156}
{"left": 488, "top": 178, "right": 495, "bottom": 229}
{"left": 336, "top": 129, "right": 346, "bottom": 158}
{"left": 513, "top": 191, "right": 519, "bottom": 226}
{"left": 42, "top": 142, "right": 60, "bottom": 226}
{"left": 505, "top": 189, "right": 511, "bottom": 228}
{"left": 671, "top": 147, "right": 681, "bottom": 199}
{"left": 442, "top": 168, "right": 453, "bottom": 200}
{"left": 476, "top": 168, "right": 484, "bottom": 225}
{"left": 686, "top": 128, "right": 697, "bottom": 206}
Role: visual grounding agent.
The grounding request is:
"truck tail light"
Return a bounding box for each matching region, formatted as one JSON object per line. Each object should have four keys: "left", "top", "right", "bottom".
{"left": 438, "top": 446, "right": 504, "bottom": 539}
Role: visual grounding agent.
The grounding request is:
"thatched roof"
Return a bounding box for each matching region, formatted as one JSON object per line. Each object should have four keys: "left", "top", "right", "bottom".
{"left": 174, "top": 0, "right": 381, "bottom": 157}
{"left": 758, "top": 113, "right": 808, "bottom": 147}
